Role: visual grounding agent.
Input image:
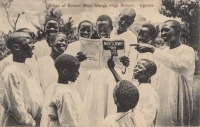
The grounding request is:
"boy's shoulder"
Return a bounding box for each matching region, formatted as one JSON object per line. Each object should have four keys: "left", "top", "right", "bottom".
{"left": 52, "top": 84, "right": 76, "bottom": 99}
{"left": 2, "top": 62, "right": 21, "bottom": 76}
{"left": 104, "top": 113, "right": 119, "bottom": 127}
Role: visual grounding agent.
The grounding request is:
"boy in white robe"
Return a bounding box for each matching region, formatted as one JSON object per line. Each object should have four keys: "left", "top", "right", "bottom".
{"left": 34, "top": 19, "right": 60, "bottom": 60}
{"left": 40, "top": 54, "right": 89, "bottom": 127}
{"left": 64, "top": 20, "right": 93, "bottom": 99}
{"left": 1, "top": 32, "right": 44, "bottom": 126}
{"left": 104, "top": 80, "right": 146, "bottom": 127}
{"left": 133, "top": 59, "right": 158, "bottom": 126}
{"left": 37, "top": 33, "right": 68, "bottom": 92}
{"left": 83, "top": 15, "right": 116, "bottom": 127}
{"left": 110, "top": 8, "right": 138, "bottom": 81}
{"left": 0, "top": 28, "right": 40, "bottom": 86}
{"left": 133, "top": 20, "right": 195, "bottom": 126}
{"left": 38, "top": 32, "right": 86, "bottom": 93}
{"left": 135, "top": 23, "right": 159, "bottom": 89}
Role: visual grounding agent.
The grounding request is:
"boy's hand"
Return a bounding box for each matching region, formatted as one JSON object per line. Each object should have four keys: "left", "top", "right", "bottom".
{"left": 27, "top": 118, "right": 36, "bottom": 127}
{"left": 119, "top": 56, "right": 129, "bottom": 67}
{"left": 76, "top": 52, "right": 87, "bottom": 62}
{"left": 107, "top": 58, "right": 115, "bottom": 69}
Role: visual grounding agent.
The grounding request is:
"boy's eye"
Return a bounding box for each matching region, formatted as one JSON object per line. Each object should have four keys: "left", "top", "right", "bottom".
{"left": 161, "top": 28, "right": 170, "bottom": 32}
{"left": 60, "top": 39, "right": 64, "bottom": 42}
{"left": 138, "top": 65, "right": 143, "bottom": 69}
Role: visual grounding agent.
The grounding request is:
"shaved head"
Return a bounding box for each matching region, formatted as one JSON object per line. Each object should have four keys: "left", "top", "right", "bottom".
{"left": 121, "top": 8, "right": 136, "bottom": 19}
{"left": 7, "top": 32, "right": 32, "bottom": 50}
{"left": 164, "top": 20, "right": 181, "bottom": 33}
{"left": 118, "top": 8, "right": 136, "bottom": 32}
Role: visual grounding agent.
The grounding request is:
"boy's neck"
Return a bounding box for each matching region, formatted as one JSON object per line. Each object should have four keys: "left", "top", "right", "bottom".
{"left": 13, "top": 54, "right": 26, "bottom": 63}
{"left": 50, "top": 50, "right": 61, "bottom": 61}
{"left": 169, "top": 39, "right": 181, "bottom": 49}
{"left": 58, "top": 76, "right": 69, "bottom": 84}
{"left": 117, "top": 107, "right": 129, "bottom": 113}
{"left": 117, "top": 29, "right": 127, "bottom": 35}
{"left": 138, "top": 78, "right": 150, "bottom": 84}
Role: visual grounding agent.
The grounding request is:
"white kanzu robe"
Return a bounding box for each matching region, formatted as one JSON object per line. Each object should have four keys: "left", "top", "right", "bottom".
{"left": 64, "top": 40, "right": 91, "bottom": 100}
{"left": 110, "top": 27, "right": 138, "bottom": 80}
{"left": 84, "top": 29, "right": 138, "bottom": 127}
{"left": 33, "top": 39, "right": 51, "bottom": 60}
{"left": 137, "top": 83, "right": 158, "bottom": 127}
{"left": 40, "top": 83, "right": 89, "bottom": 127}
{"left": 104, "top": 109, "right": 146, "bottom": 127}
{"left": 153, "top": 44, "right": 195, "bottom": 126}
{"left": 37, "top": 55, "right": 58, "bottom": 93}
{"left": 1, "top": 62, "right": 44, "bottom": 126}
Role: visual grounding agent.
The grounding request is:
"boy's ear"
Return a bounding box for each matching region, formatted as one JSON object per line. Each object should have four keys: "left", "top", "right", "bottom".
{"left": 62, "top": 69, "right": 69, "bottom": 75}
{"left": 111, "top": 26, "right": 113, "bottom": 31}
{"left": 12, "top": 44, "right": 20, "bottom": 51}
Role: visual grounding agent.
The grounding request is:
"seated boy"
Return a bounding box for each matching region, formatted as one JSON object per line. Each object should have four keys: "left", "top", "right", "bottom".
{"left": 104, "top": 80, "right": 146, "bottom": 127}
{"left": 40, "top": 54, "right": 89, "bottom": 127}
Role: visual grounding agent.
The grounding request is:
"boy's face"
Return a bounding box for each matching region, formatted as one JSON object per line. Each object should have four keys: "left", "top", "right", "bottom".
{"left": 18, "top": 36, "right": 34, "bottom": 58}
{"left": 133, "top": 60, "right": 147, "bottom": 80}
{"left": 118, "top": 13, "right": 133, "bottom": 32}
{"left": 67, "top": 65, "right": 80, "bottom": 82}
{"left": 45, "top": 20, "right": 59, "bottom": 37}
{"left": 52, "top": 35, "right": 68, "bottom": 54}
{"left": 79, "top": 22, "right": 93, "bottom": 38}
{"left": 137, "top": 27, "right": 151, "bottom": 44}
{"left": 96, "top": 21, "right": 112, "bottom": 38}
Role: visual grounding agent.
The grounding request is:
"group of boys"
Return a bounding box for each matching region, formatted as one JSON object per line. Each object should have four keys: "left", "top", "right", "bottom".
{"left": 0, "top": 7, "right": 195, "bottom": 127}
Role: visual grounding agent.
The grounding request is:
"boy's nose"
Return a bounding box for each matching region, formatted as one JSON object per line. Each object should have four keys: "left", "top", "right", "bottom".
{"left": 31, "top": 44, "right": 35, "bottom": 49}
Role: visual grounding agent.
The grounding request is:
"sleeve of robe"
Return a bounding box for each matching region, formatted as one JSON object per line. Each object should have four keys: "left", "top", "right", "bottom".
{"left": 56, "top": 93, "right": 79, "bottom": 127}
{"left": 2, "top": 71, "right": 35, "bottom": 125}
{"left": 153, "top": 47, "right": 195, "bottom": 72}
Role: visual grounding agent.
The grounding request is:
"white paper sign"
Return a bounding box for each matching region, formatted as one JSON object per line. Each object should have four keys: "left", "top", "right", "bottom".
{"left": 80, "top": 38, "right": 102, "bottom": 69}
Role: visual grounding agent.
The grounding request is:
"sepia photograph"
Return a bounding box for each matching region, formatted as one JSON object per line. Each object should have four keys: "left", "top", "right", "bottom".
{"left": 0, "top": 0, "right": 200, "bottom": 126}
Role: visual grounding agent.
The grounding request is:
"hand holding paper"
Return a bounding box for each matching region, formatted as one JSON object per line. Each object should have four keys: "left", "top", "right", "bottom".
{"left": 76, "top": 52, "right": 87, "bottom": 62}
{"left": 119, "top": 56, "right": 130, "bottom": 67}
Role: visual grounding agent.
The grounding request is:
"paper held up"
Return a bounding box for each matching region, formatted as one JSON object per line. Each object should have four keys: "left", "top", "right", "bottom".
{"left": 102, "top": 39, "right": 125, "bottom": 68}
{"left": 80, "top": 37, "right": 102, "bottom": 69}
{"left": 79, "top": 38, "right": 125, "bottom": 69}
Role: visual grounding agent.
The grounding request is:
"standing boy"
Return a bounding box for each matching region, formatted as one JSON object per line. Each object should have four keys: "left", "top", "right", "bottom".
{"left": 1, "top": 32, "right": 44, "bottom": 126}
{"left": 40, "top": 54, "right": 89, "bottom": 127}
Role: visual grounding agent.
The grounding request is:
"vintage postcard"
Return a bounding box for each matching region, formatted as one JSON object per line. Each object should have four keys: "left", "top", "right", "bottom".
{"left": 0, "top": 0, "right": 200, "bottom": 126}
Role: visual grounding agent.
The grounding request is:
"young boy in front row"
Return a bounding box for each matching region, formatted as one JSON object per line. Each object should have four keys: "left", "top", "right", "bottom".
{"left": 40, "top": 54, "right": 89, "bottom": 127}
{"left": 103, "top": 80, "right": 146, "bottom": 127}
{"left": 107, "top": 58, "right": 158, "bottom": 127}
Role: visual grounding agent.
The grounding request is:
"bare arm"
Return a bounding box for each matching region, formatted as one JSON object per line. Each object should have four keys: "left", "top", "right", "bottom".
{"left": 107, "top": 58, "right": 121, "bottom": 82}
